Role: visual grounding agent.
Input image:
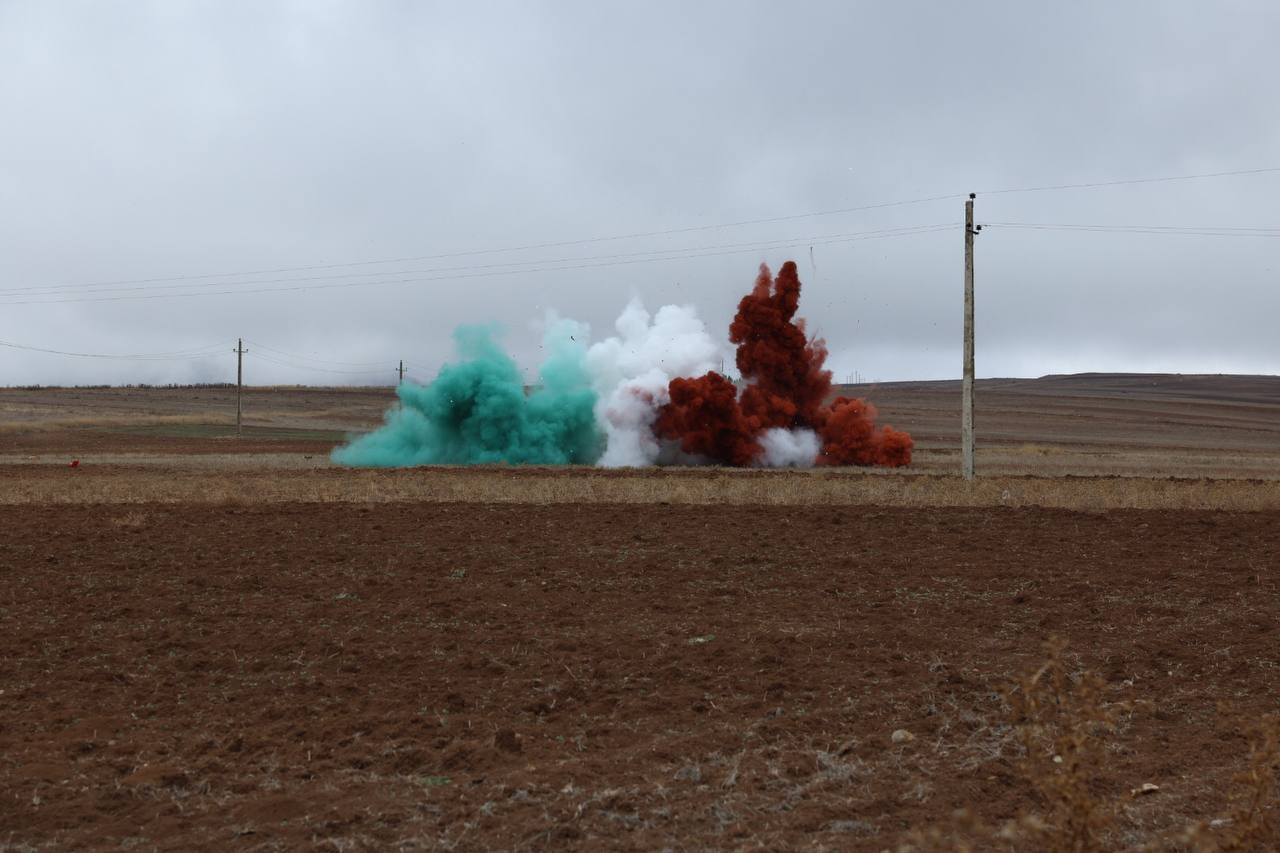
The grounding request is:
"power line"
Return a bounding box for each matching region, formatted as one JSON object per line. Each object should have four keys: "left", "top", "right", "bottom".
{"left": 0, "top": 339, "right": 228, "bottom": 360}
{"left": 243, "top": 340, "right": 395, "bottom": 368}
{"left": 0, "top": 225, "right": 954, "bottom": 306}
{"left": 0, "top": 223, "right": 952, "bottom": 299}
{"left": 985, "top": 222, "right": 1280, "bottom": 237}
{"left": 979, "top": 166, "right": 1280, "bottom": 196}
{"left": 987, "top": 221, "right": 1278, "bottom": 231}
{"left": 6, "top": 163, "right": 1275, "bottom": 303}
{"left": 0, "top": 333, "right": 409, "bottom": 382}
{"left": 10, "top": 195, "right": 965, "bottom": 294}
{"left": 250, "top": 351, "right": 399, "bottom": 376}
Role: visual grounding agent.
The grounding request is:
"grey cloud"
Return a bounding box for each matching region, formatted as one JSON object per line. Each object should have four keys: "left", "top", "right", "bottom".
{"left": 1, "top": 0, "right": 1276, "bottom": 386}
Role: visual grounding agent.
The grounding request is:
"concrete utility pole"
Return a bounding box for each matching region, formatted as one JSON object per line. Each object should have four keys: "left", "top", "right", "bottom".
{"left": 962, "top": 194, "right": 979, "bottom": 480}
{"left": 397, "top": 359, "right": 406, "bottom": 410}
{"left": 235, "top": 338, "right": 248, "bottom": 438}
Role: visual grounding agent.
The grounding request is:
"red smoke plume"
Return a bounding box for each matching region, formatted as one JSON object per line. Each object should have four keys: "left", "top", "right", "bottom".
{"left": 654, "top": 372, "right": 760, "bottom": 466}
{"left": 817, "top": 397, "right": 913, "bottom": 467}
{"left": 732, "top": 261, "right": 832, "bottom": 430}
{"left": 654, "top": 261, "right": 912, "bottom": 467}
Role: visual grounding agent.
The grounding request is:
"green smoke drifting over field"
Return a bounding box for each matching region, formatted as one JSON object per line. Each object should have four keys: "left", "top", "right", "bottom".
{"left": 331, "top": 320, "right": 602, "bottom": 466}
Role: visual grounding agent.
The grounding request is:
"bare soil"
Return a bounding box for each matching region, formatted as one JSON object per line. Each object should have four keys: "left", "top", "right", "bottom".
{"left": 2, "top": 502, "right": 1278, "bottom": 849}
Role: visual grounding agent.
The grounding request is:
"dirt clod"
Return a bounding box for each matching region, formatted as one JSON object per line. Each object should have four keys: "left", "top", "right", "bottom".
{"left": 494, "top": 729, "right": 522, "bottom": 754}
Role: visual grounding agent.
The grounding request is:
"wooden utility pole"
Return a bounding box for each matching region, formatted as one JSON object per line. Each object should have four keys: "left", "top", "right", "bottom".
{"left": 235, "top": 338, "right": 248, "bottom": 438}
{"left": 962, "top": 194, "right": 977, "bottom": 480}
{"left": 398, "top": 359, "right": 405, "bottom": 385}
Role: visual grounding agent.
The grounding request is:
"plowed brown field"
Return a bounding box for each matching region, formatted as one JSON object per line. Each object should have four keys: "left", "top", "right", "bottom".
{"left": 3, "top": 502, "right": 1278, "bottom": 849}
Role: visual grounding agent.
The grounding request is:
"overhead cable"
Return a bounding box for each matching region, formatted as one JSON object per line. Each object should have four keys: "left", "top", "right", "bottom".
{"left": 1, "top": 225, "right": 953, "bottom": 306}
{"left": 0, "top": 339, "right": 228, "bottom": 360}
{"left": 0, "top": 224, "right": 951, "bottom": 299}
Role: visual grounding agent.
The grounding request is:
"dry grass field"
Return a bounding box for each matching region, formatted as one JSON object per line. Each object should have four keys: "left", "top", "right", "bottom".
{"left": 1, "top": 374, "right": 1278, "bottom": 850}
{"left": 5, "top": 466, "right": 1280, "bottom": 512}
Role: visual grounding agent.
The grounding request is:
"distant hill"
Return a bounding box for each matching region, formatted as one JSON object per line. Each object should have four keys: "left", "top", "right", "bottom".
{"left": 827, "top": 373, "right": 1280, "bottom": 477}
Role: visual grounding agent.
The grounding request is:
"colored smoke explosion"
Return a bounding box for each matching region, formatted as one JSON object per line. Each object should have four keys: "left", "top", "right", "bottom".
{"left": 333, "top": 261, "right": 912, "bottom": 468}
{"left": 654, "top": 261, "right": 912, "bottom": 467}
{"left": 332, "top": 321, "right": 600, "bottom": 466}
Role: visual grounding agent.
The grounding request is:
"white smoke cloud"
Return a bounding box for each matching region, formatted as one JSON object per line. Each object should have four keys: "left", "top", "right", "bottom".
{"left": 586, "top": 299, "right": 721, "bottom": 467}
{"left": 757, "top": 427, "right": 820, "bottom": 468}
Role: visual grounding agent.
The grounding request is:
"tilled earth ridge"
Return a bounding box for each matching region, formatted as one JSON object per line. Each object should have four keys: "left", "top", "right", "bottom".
{"left": 6, "top": 465, "right": 1280, "bottom": 513}
{"left": 1, "top": 503, "right": 1278, "bottom": 849}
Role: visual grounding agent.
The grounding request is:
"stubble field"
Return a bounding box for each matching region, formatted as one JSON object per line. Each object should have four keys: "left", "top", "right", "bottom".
{"left": 1, "top": 376, "right": 1278, "bottom": 849}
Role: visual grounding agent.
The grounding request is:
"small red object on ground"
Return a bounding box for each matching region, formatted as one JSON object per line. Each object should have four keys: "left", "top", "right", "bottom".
{"left": 69, "top": 460, "right": 80, "bottom": 468}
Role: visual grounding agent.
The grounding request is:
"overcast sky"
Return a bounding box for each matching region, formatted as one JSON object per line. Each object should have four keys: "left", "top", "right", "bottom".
{"left": 2, "top": 1, "right": 1277, "bottom": 386}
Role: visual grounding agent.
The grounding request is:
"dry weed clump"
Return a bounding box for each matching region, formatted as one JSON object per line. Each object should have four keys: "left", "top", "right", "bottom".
{"left": 901, "top": 642, "right": 1279, "bottom": 852}
{"left": 1003, "top": 637, "right": 1132, "bottom": 851}
{"left": 1180, "top": 714, "right": 1280, "bottom": 851}
{"left": 901, "top": 639, "right": 1132, "bottom": 852}
{"left": 109, "top": 510, "right": 150, "bottom": 529}
{"left": 0, "top": 413, "right": 214, "bottom": 431}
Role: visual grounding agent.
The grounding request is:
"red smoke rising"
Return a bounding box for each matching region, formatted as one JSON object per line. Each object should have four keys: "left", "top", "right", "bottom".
{"left": 654, "top": 372, "right": 760, "bottom": 466}
{"left": 817, "top": 397, "right": 914, "bottom": 467}
{"left": 654, "top": 261, "right": 912, "bottom": 467}
{"left": 732, "top": 261, "right": 832, "bottom": 429}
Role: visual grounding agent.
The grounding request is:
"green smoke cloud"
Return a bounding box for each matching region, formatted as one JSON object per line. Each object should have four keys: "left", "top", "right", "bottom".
{"left": 332, "top": 319, "right": 603, "bottom": 466}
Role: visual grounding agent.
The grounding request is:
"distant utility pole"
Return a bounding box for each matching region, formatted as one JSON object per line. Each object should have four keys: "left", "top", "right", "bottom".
{"left": 962, "top": 194, "right": 982, "bottom": 480}
{"left": 235, "top": 338, "right": 248, "bottom": 438}
{"left": 398, "top": 359, "right": 405, "bottom": 385}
